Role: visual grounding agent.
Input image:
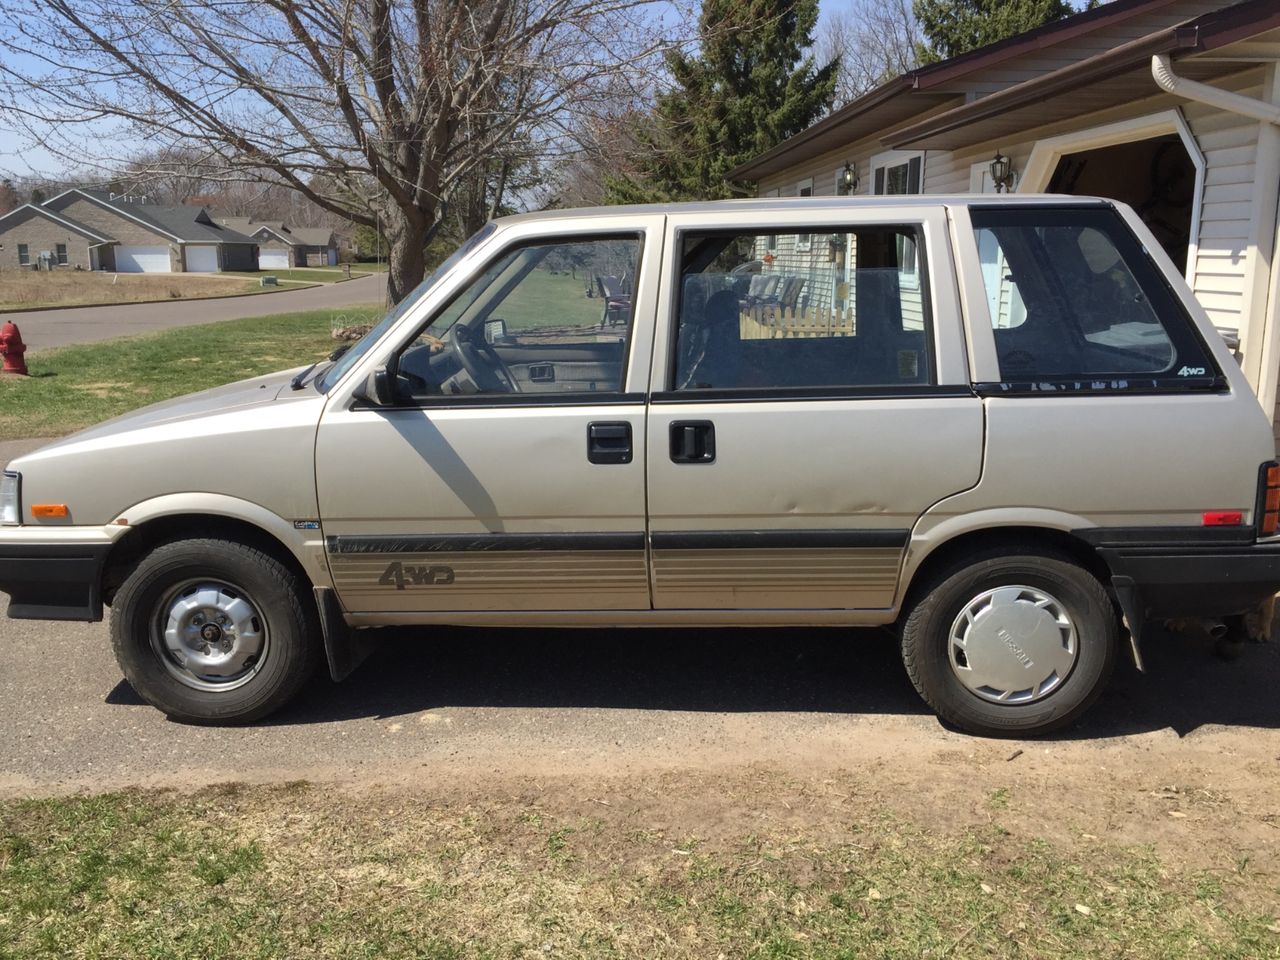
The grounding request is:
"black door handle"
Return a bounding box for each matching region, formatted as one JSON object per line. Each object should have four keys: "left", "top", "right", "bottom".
{"left": 587, "top": 421, "right": 632, "bottom": 464}
{"left": 670, "top": 420, "right": 715, "bottom": 463}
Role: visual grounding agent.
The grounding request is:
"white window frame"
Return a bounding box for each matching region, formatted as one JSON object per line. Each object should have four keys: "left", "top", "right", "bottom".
{"left": 795, "top": 178, "right": 814, "bottom": 252}
{"left": 55, "top": 243, "right": 68, "bottom": 265}
{"left": 1016, "top": 109, "right": 1205, "bottom": 288}
{"left": 871, "top": 150, "right": 924, "bottom": 196}
{"left": 16, "top": 243, "right": 29, "bottom": 266}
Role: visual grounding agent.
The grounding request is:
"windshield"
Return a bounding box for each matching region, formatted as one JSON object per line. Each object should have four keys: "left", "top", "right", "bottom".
{"left": 317, "top": 222, "right": 497, "bottom": 391}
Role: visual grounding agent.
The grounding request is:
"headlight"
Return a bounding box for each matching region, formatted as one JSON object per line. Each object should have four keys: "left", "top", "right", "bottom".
{"left": 1, "top": 471, "right": 20, "bottom": 525}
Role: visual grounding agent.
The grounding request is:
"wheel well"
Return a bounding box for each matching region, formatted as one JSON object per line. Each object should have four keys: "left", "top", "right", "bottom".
{"left": 101, "top": 514, "right": 312, "bottom": 607}
{"left": 900, "top": 526, "right": 1114, "bottom": 617}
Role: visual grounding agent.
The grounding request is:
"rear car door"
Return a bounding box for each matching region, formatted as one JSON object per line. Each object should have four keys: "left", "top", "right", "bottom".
{"left": 315, "top": 215, "right": 663, "bottom": 615}
{"left": 645, "top": 205, "right": 984, "bottom": 611}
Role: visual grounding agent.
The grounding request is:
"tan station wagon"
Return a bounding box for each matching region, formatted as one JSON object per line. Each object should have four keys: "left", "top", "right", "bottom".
{"left": 2, "top": 196, "right": 1278, "bottom": 736}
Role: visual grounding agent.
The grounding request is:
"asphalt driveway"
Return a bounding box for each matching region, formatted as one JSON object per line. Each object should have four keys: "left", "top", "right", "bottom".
{"left": 5, "top": 272, "right": 387, "bottom": 351}
{"left": 1, "top": 614, "right": 1277, "bottom": 795}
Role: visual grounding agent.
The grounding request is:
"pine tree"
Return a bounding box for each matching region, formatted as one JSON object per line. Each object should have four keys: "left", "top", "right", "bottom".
{"left": 913, "top": 0, "right": 1076, "bottom": 63}
{"left": 606, "top": 0, "right": 837, "bottom": 202}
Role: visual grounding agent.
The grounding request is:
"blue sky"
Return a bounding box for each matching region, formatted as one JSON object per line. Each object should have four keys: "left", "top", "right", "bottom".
{"left": 0, "top": 0, "right": 858, "bottom": 181}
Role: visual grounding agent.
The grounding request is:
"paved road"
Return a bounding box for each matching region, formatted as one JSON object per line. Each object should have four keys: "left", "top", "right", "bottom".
{"left": 7, "top": 273, "right": 387, "bottom": 351}
{"left": 1, "top": 613, "right": 1277, "bottom": 795}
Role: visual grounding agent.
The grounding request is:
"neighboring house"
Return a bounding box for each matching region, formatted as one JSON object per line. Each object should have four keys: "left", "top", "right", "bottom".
{"left": 0, "top": 203, "right": 113, "bottom": 270}
{"left": 218, "top": 217, "right": 339, "bottom": 268}
{"left": 0, "top": 189, "right": 258, "bottom": 272}
{"left": 733, "top": 0, "right": 1280, "bottom": 425}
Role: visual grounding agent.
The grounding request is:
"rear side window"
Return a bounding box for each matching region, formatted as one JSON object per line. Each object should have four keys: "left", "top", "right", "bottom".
{"left": 670, "top": 225, "right": 934, "bottom": 393}
{"left": 971, "top": 206, "right": 1217, "bottom": 389}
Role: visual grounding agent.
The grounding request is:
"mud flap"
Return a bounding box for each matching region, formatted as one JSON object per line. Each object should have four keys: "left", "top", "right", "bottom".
{"left": 1110, "top": 575, "right": 1146, "bottom": 673}
{"left": 314, "top": 586, "right": 380, "bottom": 682}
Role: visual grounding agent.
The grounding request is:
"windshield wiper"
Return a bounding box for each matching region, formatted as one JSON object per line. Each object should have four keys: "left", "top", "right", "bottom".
{"left": 290, "top": 362, "right": 319, "bottom": 390}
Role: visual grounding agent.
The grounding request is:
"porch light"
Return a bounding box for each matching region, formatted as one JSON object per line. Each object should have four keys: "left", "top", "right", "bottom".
{"left": 839, "top": 161, "right": 859, "bottom": 196}
{"left": 990, "top": 151, "right": 1015, "bottom": 193}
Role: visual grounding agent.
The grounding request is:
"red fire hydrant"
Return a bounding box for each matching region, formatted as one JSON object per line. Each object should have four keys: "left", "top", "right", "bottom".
{"left": 0, "top": 321, "right": 28, "bottom": 376}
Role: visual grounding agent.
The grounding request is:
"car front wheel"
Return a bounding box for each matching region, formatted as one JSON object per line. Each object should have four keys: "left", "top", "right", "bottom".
{"left": 901, "top": 548, "right": 1118, "bottom": 737}
{"left": 110, "top": 537, "right": 319, "bottom": 724}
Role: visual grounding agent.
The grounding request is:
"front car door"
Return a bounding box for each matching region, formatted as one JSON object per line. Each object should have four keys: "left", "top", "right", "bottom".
{"left": 645, "top": 204, "right": 984, "bottom": 613}
{"left": 314, "top": 214, "right": 663, "bottom": 617}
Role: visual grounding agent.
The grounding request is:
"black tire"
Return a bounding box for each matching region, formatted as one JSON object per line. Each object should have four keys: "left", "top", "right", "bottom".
{"left": 111, "top": 537, "right": 320, "bottom": 724}
{"left": 901, "top": 548, "right": 1118, "bottom": 738}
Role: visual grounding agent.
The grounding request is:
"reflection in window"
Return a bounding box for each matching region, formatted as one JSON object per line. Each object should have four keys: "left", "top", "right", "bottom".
{"left": 673, "top": 226, "right": 932, "bottom": 391}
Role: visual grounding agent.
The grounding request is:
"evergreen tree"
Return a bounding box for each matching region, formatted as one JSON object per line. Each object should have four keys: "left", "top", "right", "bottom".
{"left": 913, "top": 0, "right": 1075, "bottom": 63}
{"left": 606, "top": 0, "right": 837, "bottom": 202}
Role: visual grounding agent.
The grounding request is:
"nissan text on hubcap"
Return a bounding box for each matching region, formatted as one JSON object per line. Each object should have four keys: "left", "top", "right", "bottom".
{"left": 152, "top": 580, "right": 269, "bottom": 691}
{"left": 947, "top": 585, "right": 1078, "bottom": 704}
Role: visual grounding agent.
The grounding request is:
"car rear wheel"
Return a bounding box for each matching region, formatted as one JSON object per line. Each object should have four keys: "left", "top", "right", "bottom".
{"left": 900, "top": 548, "right": 1117, "bottom": 737}
{"left": 111, "top": 538, "right": 319, "bottom": 724}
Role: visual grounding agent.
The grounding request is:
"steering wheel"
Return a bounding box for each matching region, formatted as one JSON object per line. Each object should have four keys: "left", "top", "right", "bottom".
{"left": 446, "top": 322, "right": 518, "bottom": 393}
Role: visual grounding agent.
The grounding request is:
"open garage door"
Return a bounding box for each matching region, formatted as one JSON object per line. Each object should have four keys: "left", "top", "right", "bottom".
{"left": 259, "top": 249, "right": 290, "bottom": 270}
{"left": 115, "top": 246, "right": 171, "bottom": 273}
{"left": 185, "top": 245, "right": 219, "bottom": 272}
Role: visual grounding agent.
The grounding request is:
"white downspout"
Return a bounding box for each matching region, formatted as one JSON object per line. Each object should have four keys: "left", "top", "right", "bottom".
{"left": 1152, "top": 54, "right": 1280, "bottom": 420}
{"left": 1151, "top": 54, "right": 1280, "bottom": 125}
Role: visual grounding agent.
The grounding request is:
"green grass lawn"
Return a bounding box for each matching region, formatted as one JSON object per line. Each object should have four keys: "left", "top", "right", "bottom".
{"left": 1, "top": 782, "right": 1275, "bottom": 960}
{"left": 0, "top": 305, "right": 383, "bottom": 441}
{"left": 223, "top": 268, "right": 370, "bottom": 284}
{"left": 499, "top": 268, "right": 607, "bottom": 331}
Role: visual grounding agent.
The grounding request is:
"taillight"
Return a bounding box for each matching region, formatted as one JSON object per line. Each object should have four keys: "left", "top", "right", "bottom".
{"left": 1258, "top": 461, "right": 1280, "bottom": 537}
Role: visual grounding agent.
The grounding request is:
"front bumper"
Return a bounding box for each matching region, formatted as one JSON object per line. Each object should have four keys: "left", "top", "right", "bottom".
{"left": 0, "top": 533, "right": 117, "bottom": 622}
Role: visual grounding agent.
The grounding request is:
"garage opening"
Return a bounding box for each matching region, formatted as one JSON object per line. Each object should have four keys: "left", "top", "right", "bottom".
{"left": 1047, "top": 134, "right": 1196, "bottom": 274}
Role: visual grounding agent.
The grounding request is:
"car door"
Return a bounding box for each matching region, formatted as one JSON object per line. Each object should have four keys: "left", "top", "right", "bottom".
{"left": 314, "top": 216, "right": 663, "bottom": 615}
{"left": 645, "top": 205, "right": 984, "bottom": 611}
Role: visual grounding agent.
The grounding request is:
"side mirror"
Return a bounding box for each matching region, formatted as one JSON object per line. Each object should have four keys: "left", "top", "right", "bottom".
{"left": 484, "top": 318, "right": 509, "bottom": 344}
{"left": 352, "top": 366, "right": 396, "bottom": 406}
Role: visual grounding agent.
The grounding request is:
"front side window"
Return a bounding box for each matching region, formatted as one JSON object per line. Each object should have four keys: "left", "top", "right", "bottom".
{"left": 394, "top": 235, "right": 642, "bottom": 399}
{"left": 17, "top": 244, "right": 28, "bottom": 265}
{"left": 971, "top": 206, "right": 1217, "bottom": 386}
{"left": 671, "top": 225, "right": 932, "bottom": 392}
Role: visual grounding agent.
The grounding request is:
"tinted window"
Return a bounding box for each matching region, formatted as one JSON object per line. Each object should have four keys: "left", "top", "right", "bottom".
{"left": 671, "top": 226, "right": 933, "bottom": 392}
{"left": 971, "top": 206, "right": 1216, "bottom": 386}
{"left": 396, "top": 236, "right": 641, "bottom": 398}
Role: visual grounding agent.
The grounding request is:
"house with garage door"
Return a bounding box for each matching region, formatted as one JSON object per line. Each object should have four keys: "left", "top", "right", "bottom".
{"left": 219, "top": 217, "right": 340, "bottom": 268}
{"left": 733, "top": 0, "right": 1280, "bottom": 429}
{"left": 0, "top": 189, "right": 258, "bottom": 273}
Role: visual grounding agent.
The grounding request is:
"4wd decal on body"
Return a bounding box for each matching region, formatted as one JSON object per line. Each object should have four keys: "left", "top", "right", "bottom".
{"left": 378, "top": 562, "right": 455, "bottom": 589}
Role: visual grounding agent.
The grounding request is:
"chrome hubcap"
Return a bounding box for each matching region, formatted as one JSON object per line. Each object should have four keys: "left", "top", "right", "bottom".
{"left": 948, "top": 585, "right": 1078, "bottom": 704}
{"left": 152, "top": 580, "right": 269, "bottom": 692}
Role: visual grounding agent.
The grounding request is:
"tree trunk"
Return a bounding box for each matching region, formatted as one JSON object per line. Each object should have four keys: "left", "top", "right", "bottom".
{"left": 384, "top": 209, "right": 428, "bottom": 306}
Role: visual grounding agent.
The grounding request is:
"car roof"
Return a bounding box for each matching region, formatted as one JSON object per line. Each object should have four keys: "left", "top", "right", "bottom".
{"left": 493, "top": 193, "right": 1110, "bottom": 228}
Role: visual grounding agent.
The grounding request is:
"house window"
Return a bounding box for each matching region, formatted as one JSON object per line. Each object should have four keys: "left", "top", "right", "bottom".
{"left": 17, "top": 244, "right": 29, "bottom": 266}
{"left": 795, "top": 179, "right": 814, "bottom": 252}
{"left": 762, "top": 188, "right": 779, "bottom": 251}
{"left": 872, "top": 151, "right": 923, "bottom": 196}
{"left": 55, "top": 243, "right": 67, "bottom": 265}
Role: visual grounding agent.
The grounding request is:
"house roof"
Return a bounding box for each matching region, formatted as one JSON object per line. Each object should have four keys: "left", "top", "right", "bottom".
{"left": 731, "top": 0, "right": 1280, "bottom": 180}
{"left": 288, "top": 227, "right": 334, "bottom": 247}
{"left": 0, "top": 203, "right": 114, "bottom": 243}
{"left": 888, "top": 0, "right": 1280, "bottom": 150}
{"left": 44, "top": 189, "right": 259, "bottom": 245}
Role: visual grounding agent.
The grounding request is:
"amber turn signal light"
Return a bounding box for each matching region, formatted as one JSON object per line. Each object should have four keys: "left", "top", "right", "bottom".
{"left": 30, "top": 504, "right": 68, "bottom": 518}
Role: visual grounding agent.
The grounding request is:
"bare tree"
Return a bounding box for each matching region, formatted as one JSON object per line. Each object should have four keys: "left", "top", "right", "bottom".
{"left": 0, "top": 0, "right": 683, "bottom": 302}
{"left": 819, "top": 0, "right": 922, "bottom": 106}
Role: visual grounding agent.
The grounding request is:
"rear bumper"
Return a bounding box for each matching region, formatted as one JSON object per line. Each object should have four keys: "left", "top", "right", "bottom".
{"left": 1092, "top": 538, "right": 1280, "bottom": 620}
{"left": 0, "top": 539, "right": 113, "bottom": 621}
